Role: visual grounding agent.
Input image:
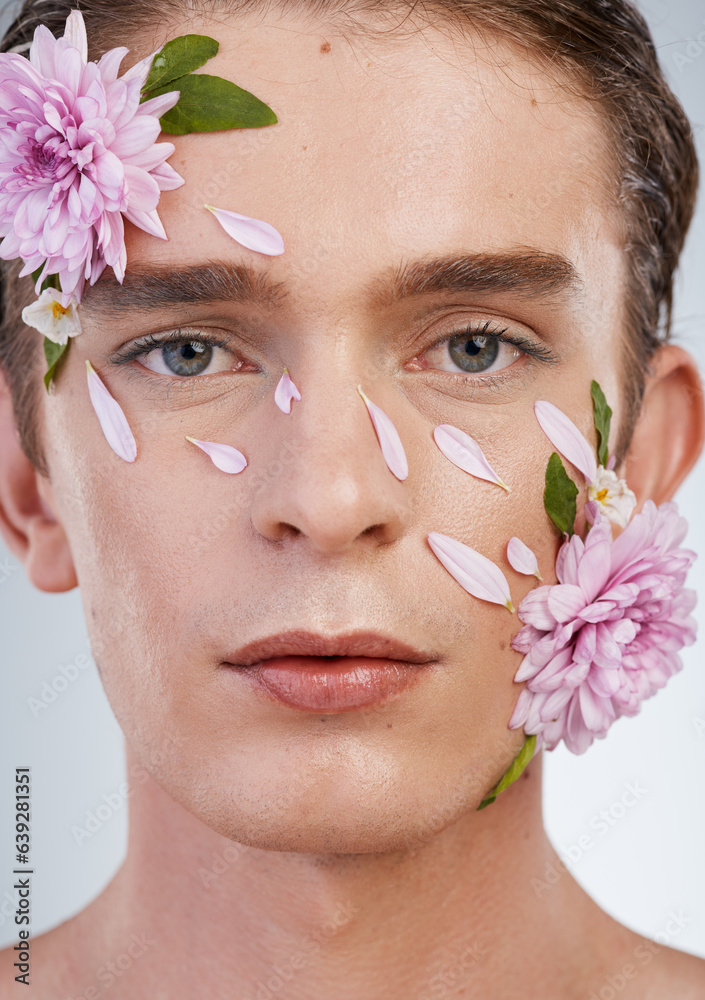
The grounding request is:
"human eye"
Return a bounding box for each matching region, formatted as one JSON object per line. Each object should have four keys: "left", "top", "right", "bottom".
{"left": 112, "top": 328, "right": 252, "bottom": 378}
{"left": 413, "top": 320, "right": 557, "bottom": 379}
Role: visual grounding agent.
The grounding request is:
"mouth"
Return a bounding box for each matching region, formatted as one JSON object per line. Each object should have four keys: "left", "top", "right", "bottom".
{"left": 222, "top": 629, "right": 440, "bottom": 713}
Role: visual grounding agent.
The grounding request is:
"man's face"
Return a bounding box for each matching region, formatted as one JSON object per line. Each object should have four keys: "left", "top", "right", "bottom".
{"left": 40, "top": 11, "right": 626, "bottom": 851}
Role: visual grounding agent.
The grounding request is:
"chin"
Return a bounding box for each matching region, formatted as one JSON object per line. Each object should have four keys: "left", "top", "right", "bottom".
{"left": 150, "top": 755, "right": 490, "bottom": 856}
{"left": 191, "top": 807, "right": 458, "bottom": 856}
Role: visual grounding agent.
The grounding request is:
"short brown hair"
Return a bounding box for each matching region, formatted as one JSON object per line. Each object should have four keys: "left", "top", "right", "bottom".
{"left": 0, "top": 0, "right": 698, "bottom": 474}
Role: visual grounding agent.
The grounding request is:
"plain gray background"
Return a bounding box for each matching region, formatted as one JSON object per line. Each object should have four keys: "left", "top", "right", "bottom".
{"left": 1, "top": 0, "right": 704, "bottom": 959}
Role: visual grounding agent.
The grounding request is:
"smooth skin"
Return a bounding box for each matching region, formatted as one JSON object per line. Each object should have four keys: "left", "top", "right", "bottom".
{"left": 0, "top": 8, "right": 704, "bottom": 998}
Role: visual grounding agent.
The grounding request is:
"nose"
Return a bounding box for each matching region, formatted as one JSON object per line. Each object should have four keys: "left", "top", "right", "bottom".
{"left": 250, "top": 381, "right": 413, "bottom": 554}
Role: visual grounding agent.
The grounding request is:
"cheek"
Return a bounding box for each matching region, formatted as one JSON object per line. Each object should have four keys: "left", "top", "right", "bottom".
{"left": 424, "top": 413, "right": 561, "bottom": 578}
{"left": 42, "top": 396, "right": 210, "bottom": 715}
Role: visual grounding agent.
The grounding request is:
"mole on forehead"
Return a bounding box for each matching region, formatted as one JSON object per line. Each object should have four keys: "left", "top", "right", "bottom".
{"left": 83, "top": 250, "right": 582, "bottom": 314}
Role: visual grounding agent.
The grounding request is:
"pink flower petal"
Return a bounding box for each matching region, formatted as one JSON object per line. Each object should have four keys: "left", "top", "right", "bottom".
{"left": 149, "top": 160, "right": 186, "bottom": 192}
{"left": 507, "top": 537, "right": 542, "bottom": 579}
{"left": 138, "top": 88, "right": 181, "bottom": 119}
{"left": 357, "top": 386, "right": 408, "bottom": 481}
{"left": 122, "top": 206, "right": 166, "bottom": 241}
{"left": 578, "top": 601, "right": 615, "bottom": 623}
{"left": 111, "top": 117, "right": 161, "bottom": 158}
{"left": 540, "top": 655, "right": 585, "bottom": 708}
{"left": 186, "top": 437, "right": 247, "bottom": 475}
{"left": 573, "top": 622, "right": 596, "bottom": 664}
{"left": 511, "top": 623, "right": 544, "bottom": 656}
{"left": 508, "top": 687, "right": 533, "bottom": 729}
{"left": 547, "top": 584, "right": 585, "bottom": 623}
{"left": 577, "top": 521, "right": 613, "bottom": 600}
{"left": 29, "top": 26, "right": 58, "bottom": 76}
{"left": 205, "top": 205, "right": 285, "bottom": 256}
{"left": 578, "top": 683, "right": 609, "bottom": 731}
{"left": 587, "top": 667, "right": 621, "bottom": 699}
{"left": 513, "top": 656, "right": 541, "bottom": 685}
{"left": 63, "top": 10, "right": 88, "bottom": 62}
{"left": 97, "top": 47, "right": 129, "bottom": 85}
{"left": 515, "top": 586, "right": 555, "bottom": 630}
{"left": 122, "top": 164, "right": 161, "bottom": 213}
{"left": 55, "top": 44, "right": 83, "bottom": 96}
{"left": 86, "top": 361, "right": 136, "bottom": 463}
{"left": 274, "top": 369, "right": 301, "bottom": 414}
{"left": 534, "top": 400, "right": 597, "bottom": 484}
{"left": 610, "top": 618, "right": 637, "bottom": 645}
{"left": 593, "top": 624, "right": 621, "bottom": 669}
{"left": 125, "top": 142, "right": 177, "bottom": 173}
{"left": 433, "top": 424, "right": 510, "bottom": 491}
{"left": 121, "top": 49, "right": 159, "bottom": 86}
{"left": 428, "top": 531, "right": 515, "bottom": 612}
{"left": 556, "top": 532, "right": 584, "bottom": 584}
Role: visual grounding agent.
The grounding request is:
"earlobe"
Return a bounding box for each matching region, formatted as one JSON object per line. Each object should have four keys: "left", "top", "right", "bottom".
{"left": 622, "top": 344, "right": 705, "bottom": 506}
{"left": 0, "top": 372, "right": 78, "bottom": 593}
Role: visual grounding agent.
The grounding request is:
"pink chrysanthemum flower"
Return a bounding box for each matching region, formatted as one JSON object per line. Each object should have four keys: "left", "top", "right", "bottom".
{"left": 509, "top": 500, "right": 697, "bottom": 754}
{"left": 0, "top": 11, "right": 184, "bottom": 303}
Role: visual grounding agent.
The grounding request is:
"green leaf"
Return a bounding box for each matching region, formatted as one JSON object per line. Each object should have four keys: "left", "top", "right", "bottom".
{"left": 152, "top": 74, "right": 277, "bottom": 134}
{"left": 544, "top": 452, "right": 578, "bottom": 537}
{"left": 41, "top": 274, "right": 60, "bottom": 294}
{"left": 477, "top": 735, "right": 537, "bottom": 810}
{"left": 30, "top": 266, "right": 60, "bottom": 294}
{"left": 142, "top": 34, "right": 219, "bottom": 95}
{"left": 43, "top": 338, "right": 69, "bottom": 392}
{"left": 590, "top": 379, "right": 612, "bottom": 467}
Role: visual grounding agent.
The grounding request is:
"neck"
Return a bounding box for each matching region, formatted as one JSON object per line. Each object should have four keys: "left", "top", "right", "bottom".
{"left": 71, "top": 744, "right": 614, "bottom": 999}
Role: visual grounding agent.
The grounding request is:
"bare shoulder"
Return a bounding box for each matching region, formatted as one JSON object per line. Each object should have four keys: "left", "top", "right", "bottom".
{"left": 0, "top": 936, "right": 28, "bottom": 997}
{"left": 0, "top": 895, "right": 119, "bottom": 1000}
{"left": 0, "top": 919, "right": 82, "bottom": 999}
{"left": 569, "top": 878, "right": 705, "bottom": 1000}
{"left": 0, "top": 862, "right": 129, "bottom": 998}
{"left": 637, "top": 942, "right": 705, "bottom": 999}
{"left": 586, "top": 930, "right": 705, "bottom": 1000}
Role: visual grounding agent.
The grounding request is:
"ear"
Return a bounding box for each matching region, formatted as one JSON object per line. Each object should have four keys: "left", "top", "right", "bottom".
{"left": 0, "top": 370, "right": 78, "bottom": 592}
{"left": 622, "top": 343, "right": 705, "bottom": 506}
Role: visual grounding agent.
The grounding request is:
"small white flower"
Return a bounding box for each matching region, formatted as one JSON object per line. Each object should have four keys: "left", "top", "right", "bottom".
{"left": 22, "top": 289, "right": 82, "bottom": 345}
{"left": 588, "top": 466, "right": 637, "bottom": 528}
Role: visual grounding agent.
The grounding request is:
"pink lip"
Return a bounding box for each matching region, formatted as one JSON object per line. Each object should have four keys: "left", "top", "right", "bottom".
{"left": 222, "top": 629, "right": 439, "bottom": 712}
{"left": 229, "top": 655, "right": 433, "bottom": 712}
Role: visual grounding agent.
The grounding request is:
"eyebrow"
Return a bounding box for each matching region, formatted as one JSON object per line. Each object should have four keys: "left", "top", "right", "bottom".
{"left": 84, "top": 261, "right": 289, "bottom": 312}
{"left": 369, "top": 249, "right": 582, "bottom": 308}
{"left": 83, "top": 249, "right": 582, "bottom": 313}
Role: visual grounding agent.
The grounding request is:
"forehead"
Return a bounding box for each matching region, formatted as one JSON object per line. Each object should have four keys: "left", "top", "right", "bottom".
{"left": 120, "top": 11, "right": 622, "bottom": 311}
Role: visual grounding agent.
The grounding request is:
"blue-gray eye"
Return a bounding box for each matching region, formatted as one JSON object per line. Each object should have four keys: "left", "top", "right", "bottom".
{"left": 135, "top": 335, "right": 238, "bottom": 377}
{"left": 448, "top": 333, "right": 499, "bottom": 373}
{"left": 161, "top": 340, "right": 213, "bottom": 376}
{"left": 423, "top": 328, "right": 521, "bottom": 375}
